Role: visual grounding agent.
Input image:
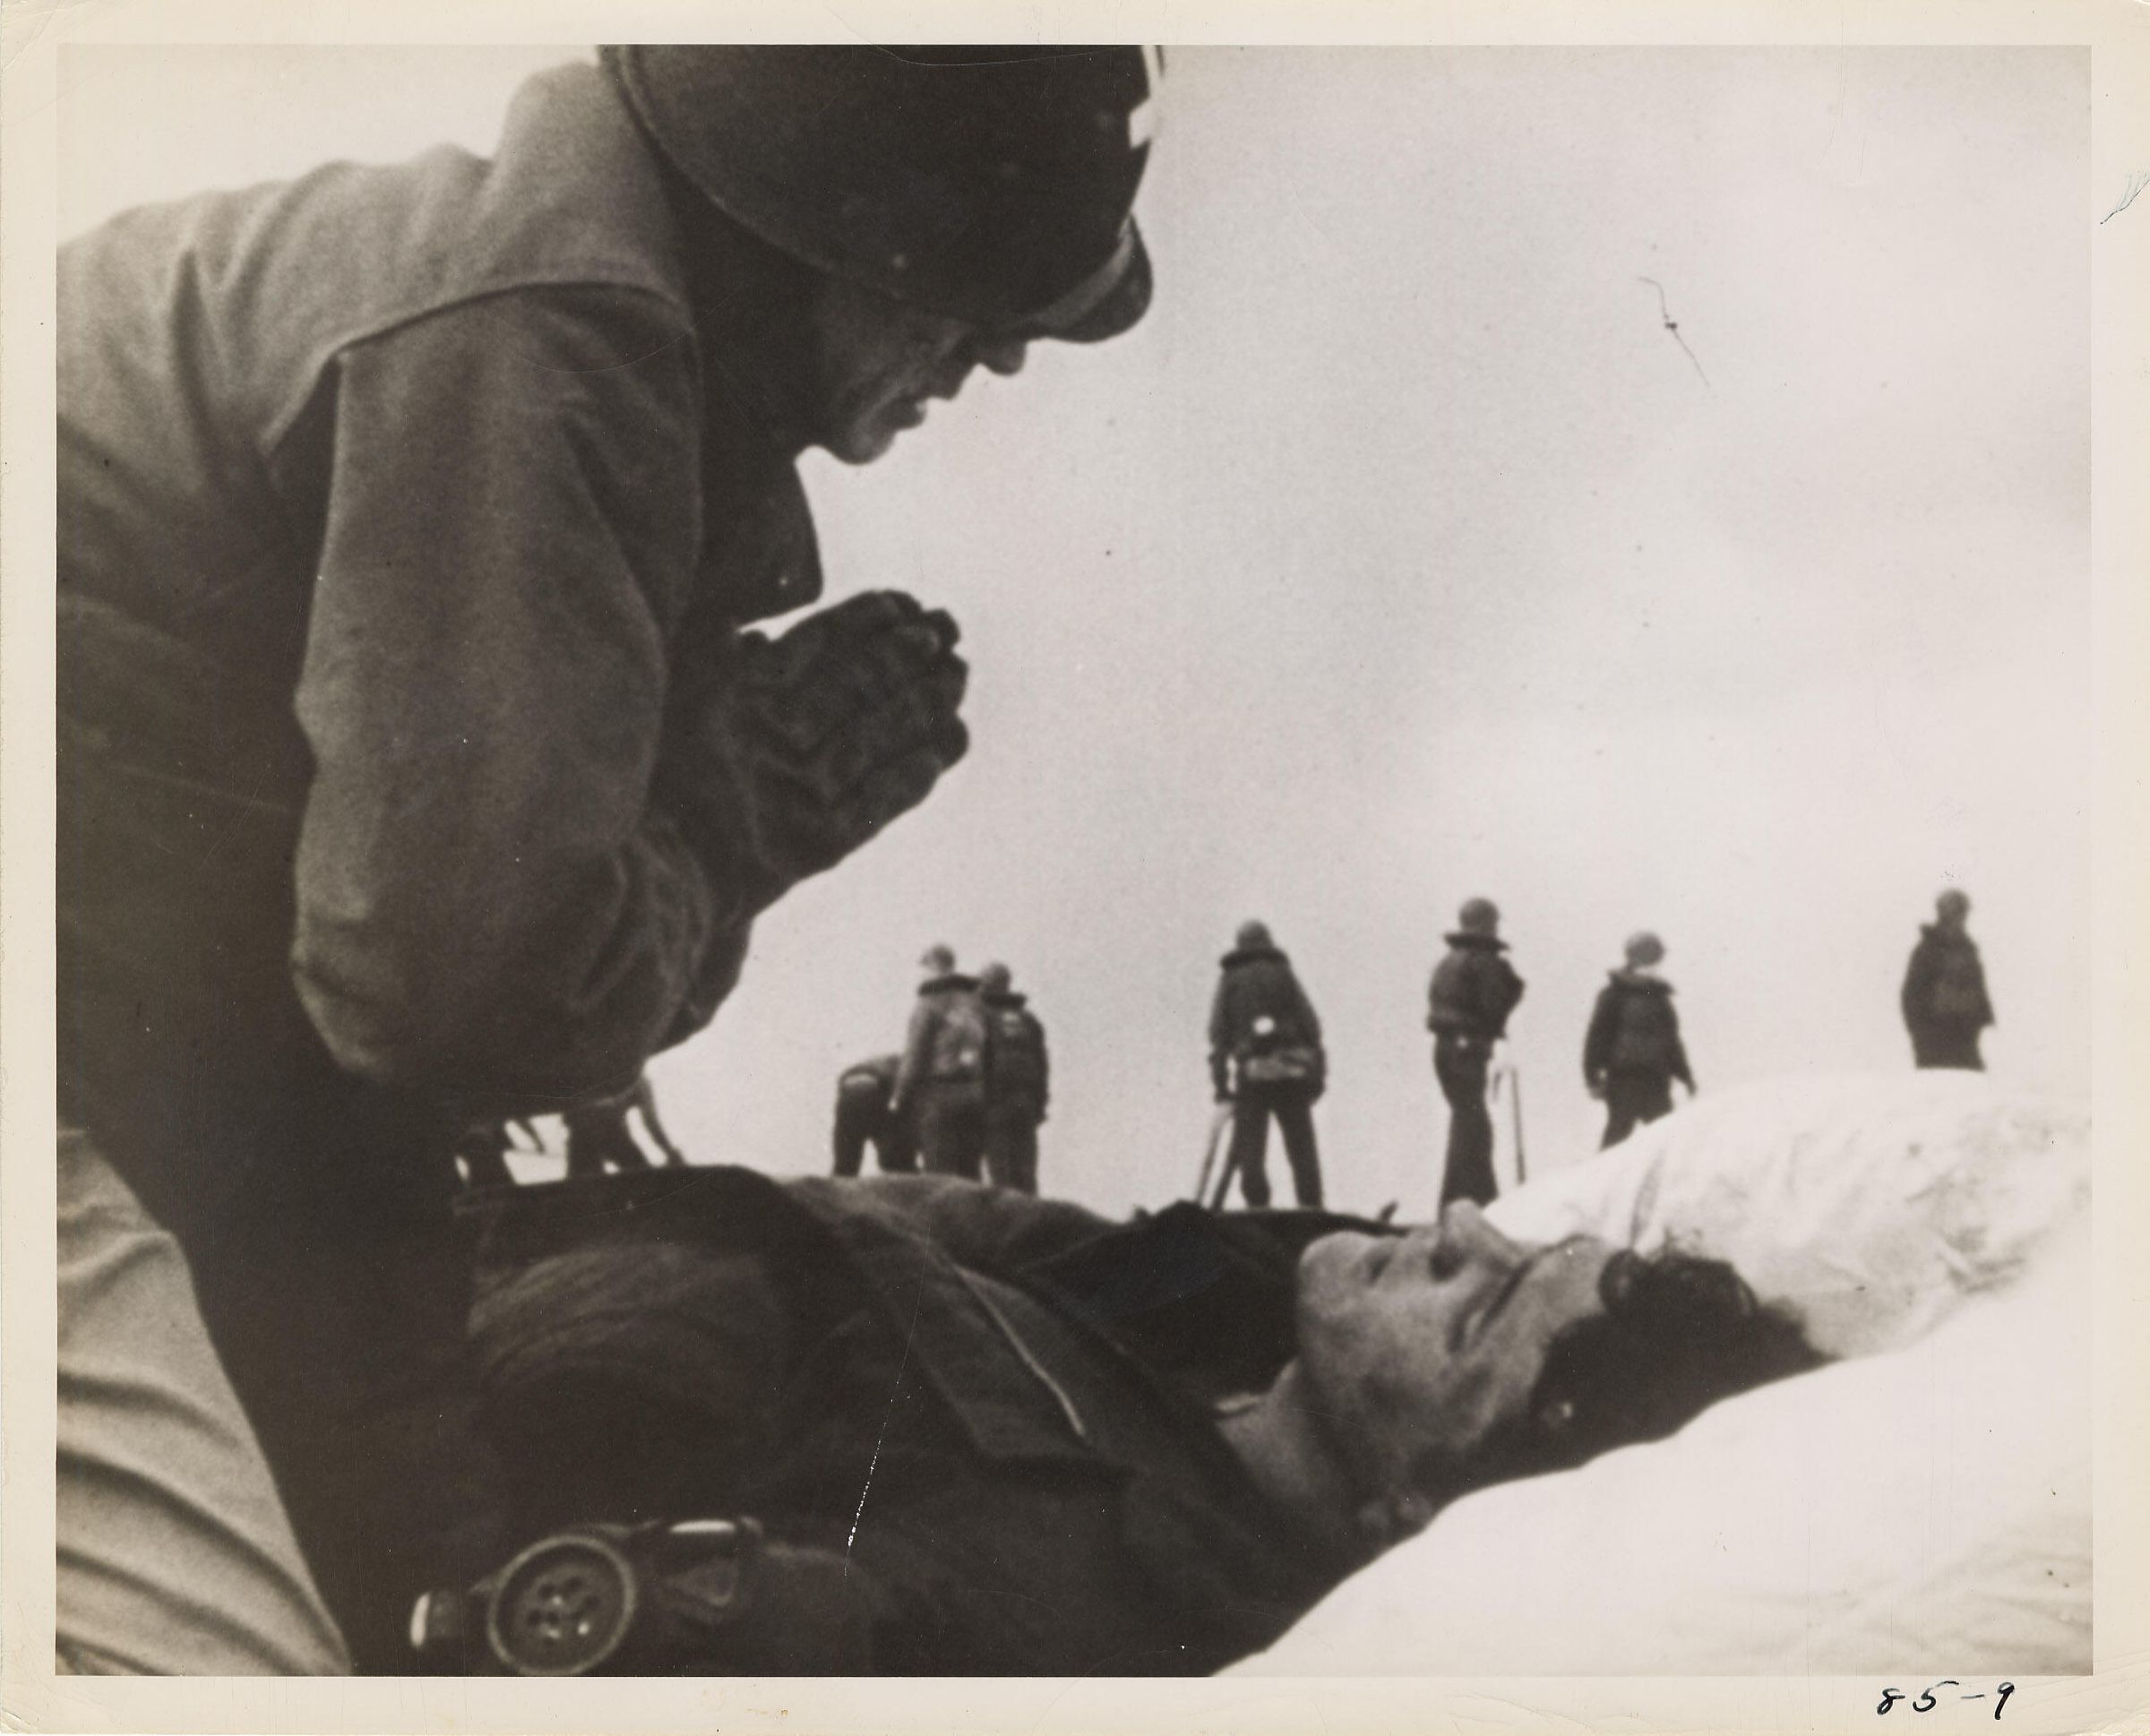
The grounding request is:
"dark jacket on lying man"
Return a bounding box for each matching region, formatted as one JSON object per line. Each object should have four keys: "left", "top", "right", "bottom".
{"left": 467, "top": 1169, "right": 1350, "bottom": 1674}
{"left": 459, "top": 1168, "right": 1821, "bottom": 1675}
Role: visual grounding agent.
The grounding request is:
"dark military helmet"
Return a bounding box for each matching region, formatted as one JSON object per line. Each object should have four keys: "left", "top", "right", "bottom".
{"left": 1624, "top": 930, "right": 1666, "bottom": 967}
{"left": 977, "top": 961, "right": 1013, "bottom": 995}
{"left": 1235, "top": 920, "right": 1274, "bottom": 951}
{"left": 601, "top": 44, "right": 1157, "bottom": 341}
{"left": 1458, "top": 898, "right": 1501, "bottom": 938}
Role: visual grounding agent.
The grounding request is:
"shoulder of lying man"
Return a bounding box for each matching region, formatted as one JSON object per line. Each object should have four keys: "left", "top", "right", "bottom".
{"left": 460, "top": 1164, "right": 1391, "bottom": 1297}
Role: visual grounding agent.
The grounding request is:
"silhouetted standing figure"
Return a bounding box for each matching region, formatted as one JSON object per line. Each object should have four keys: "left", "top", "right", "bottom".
{"left": 1208, "top": 922, "right": 1326, "bottom": 1208}
{"left": 893, "top": 944, "right": 990, "bottom": 1182}
{"left": 1901, "top": 889, "right": 1994, "bottom": 1070}
{"left": 1426, "top": 898, "right": 1526, "bottom": 1207}
{"left": 1583, "top": 931, "right": 1696, "bottom": 1148}
{"left": 978, "top": 962, "right": 1051, "bottom": 1194}
{"left": 831, "top": 1053, "right": 914, "bottom": 1177}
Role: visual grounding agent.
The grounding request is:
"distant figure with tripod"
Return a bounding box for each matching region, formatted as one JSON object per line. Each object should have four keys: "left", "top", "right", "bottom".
{"left": 1207, "top": 921, "right": 1327, "bottom": 1208}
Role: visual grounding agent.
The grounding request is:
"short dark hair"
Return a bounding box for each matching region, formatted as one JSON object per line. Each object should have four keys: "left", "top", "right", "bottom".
{"left": 1485, "top": 1245, "right": 1822, "bottom": 1484}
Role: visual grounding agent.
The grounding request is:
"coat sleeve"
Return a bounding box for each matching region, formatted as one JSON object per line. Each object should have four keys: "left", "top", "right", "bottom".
{"left": 1900, "top": 939, "right": 1935, "bottom": 1027}
{"left": 1582, "top": 985, "right": 1617, "bottom": 1085}
{"left": 893, "top": 998, "right": 938, "bottom": 1112}
{"left": 1286, "top": 971, "right": 1324, "bottom": 1048}
{"left": 1483, "top": 957, "right": 1526, "bottom": 1038}
{"left": 1665, "top": 1000, "right": 1695, "bottom": 1089}
{"left": 287, "top": 287, "right": 748, "bottom": 1105}
{"left": 1207, "top": 976, "right": 1233, "bottom": 1096}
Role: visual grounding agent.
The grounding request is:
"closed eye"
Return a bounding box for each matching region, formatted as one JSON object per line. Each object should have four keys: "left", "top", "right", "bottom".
{"left": 1458, "top": 1235, "right": 1597, "bottom": 1350}
{"left": 1448, "top": 1249, "right": 1546, "bottom": 1353}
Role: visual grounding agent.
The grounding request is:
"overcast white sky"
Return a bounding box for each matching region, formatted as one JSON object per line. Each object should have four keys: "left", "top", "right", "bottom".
{"left": 60, "top": 43, "right": 2091, "bottom": 1218}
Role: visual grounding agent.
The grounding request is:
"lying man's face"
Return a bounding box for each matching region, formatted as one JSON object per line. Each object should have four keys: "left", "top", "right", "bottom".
{"left": 1294, "top": 1205, "right": 1616, "bottom": 1504}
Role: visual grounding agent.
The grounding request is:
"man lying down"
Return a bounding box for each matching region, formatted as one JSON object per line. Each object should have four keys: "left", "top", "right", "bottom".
{"left": 426, "top": 1167, "right": 1820, "bottom": 1675}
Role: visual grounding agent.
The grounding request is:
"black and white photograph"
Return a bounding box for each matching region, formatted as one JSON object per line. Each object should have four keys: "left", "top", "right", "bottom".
{"left": 4, "top": 3, "right": 2148, "bottom": 1730}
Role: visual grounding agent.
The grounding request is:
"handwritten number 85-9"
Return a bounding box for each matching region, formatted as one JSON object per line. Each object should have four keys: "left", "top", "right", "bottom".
{"left": 1878, "top": 1682, "right": 2015, "bottom": 1719}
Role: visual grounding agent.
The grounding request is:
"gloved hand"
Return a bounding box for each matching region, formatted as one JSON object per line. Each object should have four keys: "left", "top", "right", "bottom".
{"left": 659, "top": 592, "right": 968, "bottom": 920}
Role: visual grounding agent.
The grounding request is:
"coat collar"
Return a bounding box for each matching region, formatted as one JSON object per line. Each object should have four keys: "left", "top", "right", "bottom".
{"left": 501, "top": 64, "right": 823, "bottom": 627}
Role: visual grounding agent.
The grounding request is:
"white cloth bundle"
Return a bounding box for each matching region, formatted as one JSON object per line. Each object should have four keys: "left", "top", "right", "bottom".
{"left": 1231, "top": 1071, "right": 2090, "bottom": 1675}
